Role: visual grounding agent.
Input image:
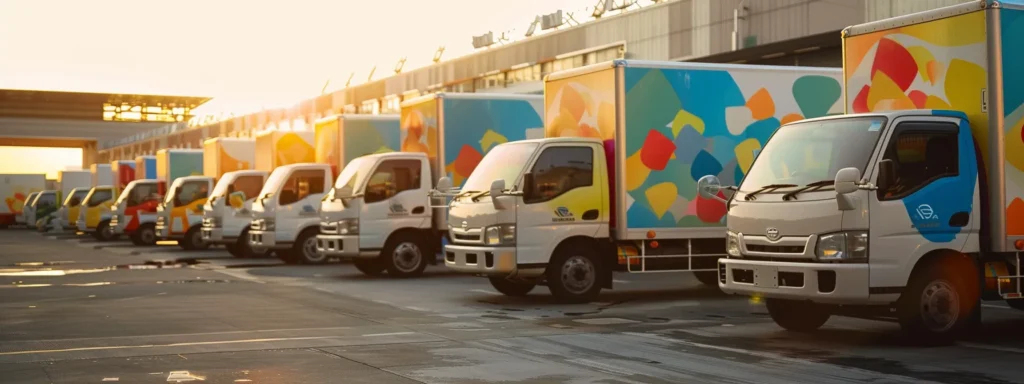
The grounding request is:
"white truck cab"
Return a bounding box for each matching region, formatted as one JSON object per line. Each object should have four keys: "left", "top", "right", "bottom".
{"left": 317, "top": 152, "right": 438, "bottom": 276}
{"left": 249, "top": 163, "right": 334, "bottom": 263}
{"left": 201, "top": 170, "right": 268, "bottom": 258}
{"left": 156, "top": 176, "right": 213, "bottom": 250}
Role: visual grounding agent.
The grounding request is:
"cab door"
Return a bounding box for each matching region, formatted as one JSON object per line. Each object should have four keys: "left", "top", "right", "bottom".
{"left": 277, "top": 168, "right": 331, "bottom": 242}
{"left": 867, "top": 116, "right": 977, "bottom": 290}
{"left": 515, "top": 143, "right": 608, "bottom": 266}
{"left": 358, "top": 158, "right": 430, "bottom": 251}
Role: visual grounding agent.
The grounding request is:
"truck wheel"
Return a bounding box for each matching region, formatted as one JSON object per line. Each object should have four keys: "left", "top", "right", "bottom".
{"left": 383, "top": 232, "right": 428, "bottom": 277}
{"left": 765, "top": 298, "right": 830, "bottom": 332}
{"left": 95, "top": 220, "right": 117, "bottom": 242}
{"left": 547, "top": 245, "right": 602, "bottom": 304}
{"left": 134, "top": 224, "right": 157, "bottom": 246}
{"left": 354, "top": 258, "right": 386, "bottom": 276}
{"left": 694, "top": 271, "right": 720, "bottom": 287}
{"left": 898, "top": 261, "right": 975, "bottom": 344}
{"left": 179, "top": 227, "right": 206, "bottom": 250}
{"left": 228, "top": 229, "right": 255, "bottom": 258}
{"left": 292, "top": 229, "right": 326, "bottom": 265}
{"left": 488, "top": 276, "right": 535, "bottom": 296}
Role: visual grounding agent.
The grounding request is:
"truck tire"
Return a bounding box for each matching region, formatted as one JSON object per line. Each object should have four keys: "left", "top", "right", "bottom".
{"left": 179, "top": 226, "right": 207, "bottom": 250}
{"left": 228, "top": 228, "right": 255, "bottom": 258}
{"left": 133, "top": 224, "right": 157, "bottom": 246}
{"left": 547, "top": 245, "right": 603, "bottom": 304}
{"left": 694, "top": 271, "right": 720, "bottom": 287}
{"left": 94, "top": 220, "right": 117, "bottom": 242}
{"left": 488, "top": 276, "right": 535, "bottom": 296}
{"left": 765, "top": 298, "right": 830, "bottom": 332}
{"left": 897, "top": 261, "right": 976, "bottom": 344}
{"left": 293, "top": 228, "right": 326, "bottom": 265}
{"left": 354, "top": 258, "right": 386, "bottom": 276}
{"left": 383, "top": 232, "right": 428, "bottom": 277}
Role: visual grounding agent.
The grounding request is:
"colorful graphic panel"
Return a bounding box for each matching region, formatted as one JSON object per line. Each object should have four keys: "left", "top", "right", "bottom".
{"left": 546, "top": 65, "right": 843, "bottom": 230}
{"left": 343, "top": 117, "right": 401, "bottom": 164}
{"left": 135, "top": 156, "right": 157, "bottom": 180}
{"left": 441, "top": 97, "right": 544, "bottom": 187}
{"left": 400, "top": 97, "right": 439, "bottom": 167}
{"left": 842, "top": 11, "right": 1001, "bottom": 230}
{"left": 157, "top": 151, "right": 204, "bottom": 185}
{"left": 205, "top": 139, "right": 255, "bottom": 178}
{"left": 112, "top": 161, "right": 136, "bottom": 190}
{"left": 314, "top": 119, "right": 340, "bottom": 171}
{"left": 1002, "top": 9, "right": 1024, "bottom": 235}
{"left": 2, "top": 176, "right": 45, "bottom": 215}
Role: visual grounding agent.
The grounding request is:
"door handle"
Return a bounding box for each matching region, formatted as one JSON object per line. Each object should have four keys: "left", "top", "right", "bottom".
{"left": 949, "top": 211, "right": 969, "bottom": 228}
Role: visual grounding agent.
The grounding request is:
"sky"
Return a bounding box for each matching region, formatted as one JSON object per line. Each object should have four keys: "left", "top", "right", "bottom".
{"left": 0, "top": 0, "right": 609, "bottom": 177}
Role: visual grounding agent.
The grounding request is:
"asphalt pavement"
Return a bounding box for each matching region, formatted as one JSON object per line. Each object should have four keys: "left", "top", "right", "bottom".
{"left": 2, "top": 229, "right": 1023, "bottom": 383}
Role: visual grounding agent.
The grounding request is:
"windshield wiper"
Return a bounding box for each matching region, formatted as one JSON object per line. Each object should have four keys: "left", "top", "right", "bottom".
{"left": 469, "top": 190, "right": 490, "bottom": 202}
{"left": 744, "top": 184, "right": 797, "bottom": 201}
{"left": 782, "top": 180, "right": 835, "bottom": 201}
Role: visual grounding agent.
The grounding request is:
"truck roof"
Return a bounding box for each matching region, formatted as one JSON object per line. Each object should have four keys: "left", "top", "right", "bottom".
{"left": 843, "top": 0, "right": 1018, "bottom": 37}
{"left": 400, "top": 92, "right": 543, "bottom": 108}
{"left": 499, "top": 136, "right": 604, "bottom": 146}
{"left": 270, "top": 163, "right": 332, "bottom": 173}
{"left": 546, "top": 59, "right": 842, "bottom": 82}
{"left": 791, "top": 109, "right": 968, "bottom": 125}
{"left": 360, "top": 151, "right": 428, "bottom": 162}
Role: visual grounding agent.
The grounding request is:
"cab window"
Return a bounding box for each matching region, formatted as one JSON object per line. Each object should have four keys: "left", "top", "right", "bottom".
{"left": 175, "top": 181, "right": 209, "bottom": 207}
{"left": 364, "top": 160, "right": 421, "bottom": 204}
{"left": 279, "top": 170, "right": 325, "bottom": 206}
{"left": 524, "top": 146, "right": 593, "bottom": 204}
{"left": 35, "top": 193, "right": 57, "bottom": 209}
{"left": 229, "top": 176, "right": 264, "bottom": 201}
{"left": 878, "top": 122, "right": 959, "bottom": 200}
{"left": 67, "top": 191, "right": 87, "bottom": 207}
{"left": 128, "top": 183, "right": 162, "bottom": 206}
{"left": 87, "top": 190, "right": 113, "bottom": 207}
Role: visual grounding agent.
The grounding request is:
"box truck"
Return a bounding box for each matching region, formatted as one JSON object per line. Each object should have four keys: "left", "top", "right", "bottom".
{"left": 27, "top": 190, "right": 60, "bottom": 230}
{"left": 199, "top": 138, "right": 264, "bottom": 257}
{"left": 317, "top": 94, "right": 544, "bottom": 276}
{"left": 111, "top": 160, "right": 136, "bottom": 191}
{"left": 153, "top": 149, "right": 207, "bottom": 249}
{"left": 53, "top": 170, "right": 90, "bottom": 230}
{"left": 77, "top": 164, "right": 118, "bottom": 239}
{"left": 5, "top": 174, "right": 45, "bottom": 227}
{"left": 59, "top": 188, "right": 90, "bottom": 230}
{"left": 704, "top": 1, "right": 1024, "bottom": 342}
{"left": 246, "top": 130, "right": 333, "bottom": 263}
{"left": 17, "top": 191, "right": 40, "bottom": 226}
{"left": 442, "top": 60, "right": 843, "bottom": 302}
{"left": 136, "top": 156, "right": 157, "bottom": 180}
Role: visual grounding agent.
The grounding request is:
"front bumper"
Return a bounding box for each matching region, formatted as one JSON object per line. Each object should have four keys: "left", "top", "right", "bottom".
{"left": 249, "top": 229, "right": 287, "bottom": 251}
{"left": 316, "top": 234, "right": 369, "bottom": 258}
{"left": 76, "top": 220, "right": 87, "bottom": 232}
{"left": 718, "top": 258, "right": 870, "bottom": 304}
{"left": 201, "top": 226, "right": 225, "bottom": 243}
{"left": 110, "top": 214, "right": 125, "bottom": 234}
{"left": 444, "top": 244, "right": 517, "bottom": 275}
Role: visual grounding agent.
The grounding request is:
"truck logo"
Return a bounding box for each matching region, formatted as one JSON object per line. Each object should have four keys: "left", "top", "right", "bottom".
{"left": 766, "top": 227, "right": 780, "bottom": 241}
{"left": 388, "top": 203, "right": 408, "bottom": 216}
{"left": 553, "top": 206, "right": 575, "bottom": 222}
{"left": 916, "top": 204, "right": 936, "bottom": 220}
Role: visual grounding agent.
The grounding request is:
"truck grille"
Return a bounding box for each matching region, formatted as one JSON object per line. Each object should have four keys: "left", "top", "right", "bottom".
{"left": 110, "top": 215, "right": 119, "bottom": 227}
{"left": 156, "top": 216, "right": 165, "bottom": 227}
{"left": 251, "top": 219, "right": 263, "bottom": 231}
{"left": 320, "top": 222, "right": 338, "bottom": 234}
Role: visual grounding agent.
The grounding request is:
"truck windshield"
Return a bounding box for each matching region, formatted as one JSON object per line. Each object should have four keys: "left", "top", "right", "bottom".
{"left": 739, "top": 117, "right": 886, "bottom": 197}
{"left": 461, "top": 142, "right": 539, "bottom": 193}
{"left": 334, "top": 157, "right": 371, "bottom": 194}
{"left": 210, "top": 175, "right": 236, "bottom": 199}
{"left": 64, "top": 190, "right": 88, "bottom": 207}
{"left": 258, "top": 169, "right": 290, "bottom": 199}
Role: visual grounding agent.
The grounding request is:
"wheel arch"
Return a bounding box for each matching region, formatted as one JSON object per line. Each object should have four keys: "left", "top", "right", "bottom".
{"left": 549, "top": 235, "right": 612, "bottom": 289}
{"left": 903, "top": 248, "right": 980, "bottom": 301}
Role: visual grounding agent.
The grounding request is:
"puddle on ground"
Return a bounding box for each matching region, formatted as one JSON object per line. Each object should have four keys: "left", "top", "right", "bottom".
{"left": 0, "top": 260, "right": 196, "bottom": 277}
{"left": 10, "top": 261, "right": 76, "bottom": 267}
{"left": 1, "top": 282, "right": 115, "bottom": 289}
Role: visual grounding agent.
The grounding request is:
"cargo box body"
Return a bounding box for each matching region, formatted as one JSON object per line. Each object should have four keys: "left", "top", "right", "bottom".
{"left": 254, "top": 131, "right": 315, "bottom": 172}
{"left": 135, "top": 156, "right": 157, "bottom": 180}
{"left": 155, "top": 149, "right": 204, "bottom": 186}
{"left": 203, "top": 138, "right": 256, "bottom": 179}
{"left": 544, "top": 60, "right": 844, "bottom": 240}
{"left": 314, "top": 115, "right": 400, "bottom": 176}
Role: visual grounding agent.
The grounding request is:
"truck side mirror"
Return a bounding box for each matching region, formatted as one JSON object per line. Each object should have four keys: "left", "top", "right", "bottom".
{"left": 696, "top": 175, "right": 729, "bottom": 203}
{"left": 436, "top": 176, "right": 453, "bottom": 193}
{"left": 834, "top": 167, "right": 861, "bottom": 195}
{"left": 877, "top": 159, "right": 896, "bottom": 193}
{"left": 489, "top": 179, "right": 508, "bottom": 210}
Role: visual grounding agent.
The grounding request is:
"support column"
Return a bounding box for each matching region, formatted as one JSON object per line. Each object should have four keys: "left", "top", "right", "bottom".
{"left": 81, "top": 141, "right": 97, "bottom": 167}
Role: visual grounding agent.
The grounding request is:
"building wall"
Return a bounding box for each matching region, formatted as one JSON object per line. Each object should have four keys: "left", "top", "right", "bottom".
{"left": 865, "top": 0, "right": 968, "bottom": 21}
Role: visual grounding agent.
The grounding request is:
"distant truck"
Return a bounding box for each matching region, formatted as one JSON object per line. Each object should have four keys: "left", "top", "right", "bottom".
{"left": 199, "top": 138, "right": 262, "bottom": 257}
{"left": 705, "top": 1, "right": 1024, "bottom": 342}
{"left": 153, "top": 149, "right": 207, "bottom": 249}
{"left": 246, "top": 129, "right": 331, "bottom": 263}
{"left": 77, "top": 164, "right": 118, "bottom": 240}
{"left": 111, "top": 160, "right": 136, "bottom": 191}
{"left": 50, "top": 170, "right": 90, "bottom": 231}
{"left": 111, "top": 155, "right": 166, "bottom": 245}
{"left": 58, "top": 188, "right": 91, "bottom": 231}
{"left": 441, "top": 60, "right": 844, "bottom": 302}
{"left": 317, "top": 94, "right": 543, "bottom": 276}
{"left": 4, "top": 174, "right": 45, "bottom": 228}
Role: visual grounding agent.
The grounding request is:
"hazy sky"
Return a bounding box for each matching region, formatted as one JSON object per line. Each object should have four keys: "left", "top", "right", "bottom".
{"left": 0, "top": 0, "right": 599, "bottom": 115}
{"left": 0, "top": 0, "right": 609, "bottom": 176}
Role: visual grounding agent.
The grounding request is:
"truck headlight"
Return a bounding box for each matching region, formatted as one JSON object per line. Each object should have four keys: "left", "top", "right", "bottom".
{"left": 816, "top": 231, "right": 868, "bottom": 263}
{"left": 485, "top": 224, "right": 515, "bottom": 245}
{"left": 338, "top": 218, "right": 359, "bottom": 235}
{"left": 726, "top": 232, "right": 741, "bottom": 257}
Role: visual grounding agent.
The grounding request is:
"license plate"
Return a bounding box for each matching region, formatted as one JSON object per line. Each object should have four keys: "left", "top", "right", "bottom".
{"left": 753, "top": 266, "right": 778, "bottom": 288}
